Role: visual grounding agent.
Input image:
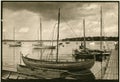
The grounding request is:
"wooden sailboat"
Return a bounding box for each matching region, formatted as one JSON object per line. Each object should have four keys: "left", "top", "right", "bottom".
{"left": 65, "top": 40, "right": 70, "bottom": 44}
{"left": 72, "top": 6, "right": 111, "bottom": 62}
{"left": 72, "top": 19, "right": 95, "bottom": 60}
{"left": 21, "top": 8, "right": 95, "bottom": 72}
{"left": 9, "top": 27, "right": 21, "bottom": 47}
{"left": 33, "top": 18, "right": 56, "bottom": 49}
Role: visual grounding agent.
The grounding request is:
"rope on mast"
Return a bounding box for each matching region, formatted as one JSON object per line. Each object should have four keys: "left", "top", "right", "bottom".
{"left": 61, "top": 15, "right": 78, "bottom": 38}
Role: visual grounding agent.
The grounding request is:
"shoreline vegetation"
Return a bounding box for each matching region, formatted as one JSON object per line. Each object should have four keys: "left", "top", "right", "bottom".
{"left": 2, "top": 36, "right": 118, "bottom": 42}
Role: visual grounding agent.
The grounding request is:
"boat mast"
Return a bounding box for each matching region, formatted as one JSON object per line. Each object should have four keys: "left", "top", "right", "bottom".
{"left": 83, "top": 19, "right": 86, "bottom": 51}
{"left": 40, "top": 18, "right": 43, "bottom": 60}
{"left": 100, "top": 6, "right": 103, "bottom": 50}
{"left": 56, "top": 8, "right": 60, "bottom": 63}
{"left": 40, "top": 18, "right": 42, "bottom": 45}
{"left": 13, "top": 27, "right": 15, "bottom": 66}
{"left": 100, "top": 6, "right": 103, "bottom": 79}
{"left": 13, "top": 27, "right": 15, "bottom": 42}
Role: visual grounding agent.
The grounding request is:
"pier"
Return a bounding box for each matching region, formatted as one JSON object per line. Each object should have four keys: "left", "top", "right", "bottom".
{"left": 103, "top": 49, "right": 118, "bottom": 79}
{"left": 94, "top": 49, "right": 118, "bottom": 80}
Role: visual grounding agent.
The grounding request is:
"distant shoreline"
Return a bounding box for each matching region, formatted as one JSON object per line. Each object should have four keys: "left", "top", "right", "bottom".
{"left": 2, "top": 36, "right": 118, "bottom": 42}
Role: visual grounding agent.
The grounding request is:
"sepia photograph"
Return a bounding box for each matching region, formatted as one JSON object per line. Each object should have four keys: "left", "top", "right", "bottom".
{"left": 1, "top": 1, "right": 118, "bottom": 80}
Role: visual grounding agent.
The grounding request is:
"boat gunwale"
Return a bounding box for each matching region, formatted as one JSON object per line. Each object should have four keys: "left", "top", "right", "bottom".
{"left": 22, "top": 55, "right": 94, "bottom": 64}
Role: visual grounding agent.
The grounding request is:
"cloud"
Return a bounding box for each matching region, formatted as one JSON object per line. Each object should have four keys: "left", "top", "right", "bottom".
{"left": 19, "top": 27, "right": 29, "bottom": 33}
{"left": 3, "top": 2, "right": 100, "bottom": 21}
{"left": 2, "top": 2, "right": 118, "bottom": 40}
{"left": 3, "top": 29, "right": 6, "bottom": 32}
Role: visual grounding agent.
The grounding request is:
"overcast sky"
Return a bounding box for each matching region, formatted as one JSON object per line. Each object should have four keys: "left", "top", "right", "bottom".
{"left": 2, "top": 2, "right": 118, "bottom": 40}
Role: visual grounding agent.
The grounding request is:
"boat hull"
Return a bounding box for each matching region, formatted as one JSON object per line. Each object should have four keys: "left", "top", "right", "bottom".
{"left": 17, "top": 65, "right": 95, "bottom": 79}
{"left": 22, "top": 55, "right": 95, "bottom": 71}
{"left": 9, "top": 44, "right": 21, "bottom": 47}
{"left": 17, "top": 64, "right": 68, "bottom": 79}
{"left": 90, "top": 50, "right": 111, "bottom": 62}
{"left": 33, "top": 46, "right": 56, "bottom": 49}
{"left": 73, "top": 49, "right": 111, "bottom": 62}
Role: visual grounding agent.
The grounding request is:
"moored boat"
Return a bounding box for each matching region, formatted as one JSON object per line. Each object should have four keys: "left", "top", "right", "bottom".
{"left": 33, "top": 18, "right": 55, "bottom": 49}
{"left": 17, "top": 64, "right": 95, "bottom": 79}
{"left": 21, "top": 8, "right": 95, "bottom": 73}
{"left": 9, "top": 27, "right": 21, "bottom": 47}
{"left": 72, "top": 7, "right": 111, "bottom": 62}
{"left": 33, "top": 45, "right": 56, "bottom": 49}
{"left": 9, "top": 41, "right": 21, "bottom": 47}
{"left": 21, "top": 54, "right": 95, "bottom": 71}
{"left": 65, "top": 41, "right": 70, "bottom": 44}
{"left": 17, "top": 64, "right": 68, "bottom": 79}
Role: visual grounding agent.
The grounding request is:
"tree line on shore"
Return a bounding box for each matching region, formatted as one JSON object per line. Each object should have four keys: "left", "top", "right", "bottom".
{"left": 2, "top": 36, "right": 118, "bottom": 42}
{"left": 62, "top": 36, "right": 118, "bottom": 41}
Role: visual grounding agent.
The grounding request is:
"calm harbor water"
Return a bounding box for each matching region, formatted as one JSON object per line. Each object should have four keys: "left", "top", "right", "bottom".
{"left": 2, "top": 41, "right": 115, "bottom": 79}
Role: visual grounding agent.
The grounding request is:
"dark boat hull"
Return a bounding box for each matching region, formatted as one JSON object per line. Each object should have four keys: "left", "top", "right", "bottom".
{"left": 17, "top": 64, "right": 68, "bottom": 79}
{"left": 17, "top": 65, "right": 95, "bottom": 79}
{"left": 9, "top": 44, "right": 21, "bottom": 47}
{"left": 73, "top": 49, "right": 111, "bottom": 62}
{"left": 22, "top": 55, "right": 95, "bottom": 71}
{"left": 90, "top": 50, "right": 111, "bottom": 62}
{"left": 33, "top": 46, "right": 56, "bottom": 49}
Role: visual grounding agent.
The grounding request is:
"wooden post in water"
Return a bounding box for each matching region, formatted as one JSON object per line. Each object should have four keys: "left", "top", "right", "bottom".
{"left": 56, "top": 8, "right": 60, "bottom": 63}
{"left": 20, "top": 52, "right": 21, "bottom": 64}
{"left": 13, "top": 27, "right": 15, "bottom": 43}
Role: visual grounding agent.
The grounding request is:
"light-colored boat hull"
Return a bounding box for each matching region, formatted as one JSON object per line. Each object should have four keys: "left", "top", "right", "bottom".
{"left": 22, "top": 55, "right": 95, "bottom": 71}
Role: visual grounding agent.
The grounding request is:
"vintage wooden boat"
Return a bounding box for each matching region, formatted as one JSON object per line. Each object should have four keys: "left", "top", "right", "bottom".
{"left": 72, "top": 7, "right": 111, "bottom": 62}
{"left": 17, "top": 65, "right": 95, "bottom": 79}
{"left": 9, "top": 41, "right": 21, "bottom": 47}
{"left": 65, "top": 41, "right": 70, "bottom": 44}
{"left": 22, "top": 54, "right": 95, "bottom": 71}
{"left": 9, "top": 27, "right": 21, "bottom": 47}
{"left": 72, "top": 19, "right": 95, "bottom": 60}
{"left": 21, "top": 9, "right": 95, "bottom": 72}
{"left": 72, "top": 48, "right": 111, "bottom": 62}
{"left": 72, "top": 49, "right": 95, "bottom": 60}
{"left": 33, "top": 45, "right": 56, "bottom": 49}
{"left": 17, "top": 64, "right": 68, "bottom": 79}
{"left": 89, "top": 49, "right": 111, "bottom": 61}
{"left": 89, "top": 49, "right": 111, "bottom": 56}
{"left": 9, "top": 44, "right": 21, "bottom": 47}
